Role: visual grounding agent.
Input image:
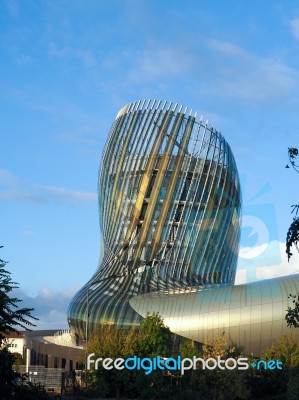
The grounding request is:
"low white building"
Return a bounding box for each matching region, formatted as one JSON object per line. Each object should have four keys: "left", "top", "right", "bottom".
{"left": 1, "top": 331, "right": 25, "bottom": 358}
{"left": 2, "top": 329, "right": 84, "bottom": 371}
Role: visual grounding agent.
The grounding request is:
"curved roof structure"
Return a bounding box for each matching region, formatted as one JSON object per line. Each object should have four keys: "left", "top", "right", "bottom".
{"left": 129, "top": 274, "right": 299, "bottom": 355}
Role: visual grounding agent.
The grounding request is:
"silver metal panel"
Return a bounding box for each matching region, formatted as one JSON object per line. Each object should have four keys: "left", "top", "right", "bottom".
{"left": 130, "top": 275, "right": 299, "bottom": 355}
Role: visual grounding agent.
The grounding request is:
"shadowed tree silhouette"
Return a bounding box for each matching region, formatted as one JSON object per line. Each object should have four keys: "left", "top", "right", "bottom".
{"left": 285, "top": 148, "right": 299, "bottom": 328}
{"left": 285, "top": 147, "right": 299, "bottom": 261}
{"left": 0, "top": 247, "right": 37, "bottom": 344}
{"left": 0, "top": 246, "right": 38, "bottom": 399}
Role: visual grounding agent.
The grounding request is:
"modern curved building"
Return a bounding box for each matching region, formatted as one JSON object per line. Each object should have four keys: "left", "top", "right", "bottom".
{"left": 68, "top": 100, "right": 241, "bottom": 337}
{"left": 68, "top": 100, "right": 299, "bottom": 354}
{"left": 130, "top": 275, "right": 299, "bottom": 355}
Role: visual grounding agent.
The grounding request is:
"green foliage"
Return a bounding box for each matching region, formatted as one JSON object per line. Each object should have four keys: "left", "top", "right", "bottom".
{"left": 86, "top": 324, "right": 142, "bottom": 398}
{"left": 0, "top": 248, "right": 39, "bottom": 399}
{"left": 14, "top": 381, "right": 53, "bottom": 400}
{"left": 285, "top": 147, "right": 299, "bottom": 328}
{"left": 85, "top": 326, "right": 299, "bottom": 399}
{"left": 0, "top": 248, "right": 37, "bottom": 344}
{"left": 179, "top": 338, "right": 199, "bottom": 359}
{"left": 137, "top": 312, "right": 172, "bottom": 357}
{"left": 86, "top": 313, "right": 174, "bottom": 399}
{"left": 187, "top": 333, "right": 250, "bottom": 399}
{"left": 287, "top": 296, "right": 299, "bottom": 331}
{"left": 289, "top": 147, "right": 299, "bottom": 159}
{"left": 0, "top": 348, "right": 52, "bottom": 399}
{"left": 286, "top": 217, "right": 299, "bottom": 261}
{"left": 87, "top": 324, "right": 132, "bottom": 358}
{"left": 286, "top": 147, "right": 299, "bottom": 261}
{"left": 191, "top": 368, "right": 250, "bottom": 400}
{"left": 202, "top": 332, "right": 236, "bottom": 359}
{"left": 262, "top": 333, "right": 299, "bottom": 369}
{"left": 12, "top": 351, "right": 24, "bottom": 366}
{"left": 247, "top": 367, "right": 288, "bottom": 400}
{"left": 247, "top": 333, "right": 299, "bottom": 399}
{"left": 87, "top": 324, "right": 128, "bottom": 398}
{"left": 0, "top": 347, "right": 15, "bottom": 399}
{"left": 287, "top": 368, "right": 299, "bottom": 400}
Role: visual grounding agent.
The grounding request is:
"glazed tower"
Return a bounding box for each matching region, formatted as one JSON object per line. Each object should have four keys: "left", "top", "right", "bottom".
{"left": 68, "top": 100, "right": 241, "bottom": 339}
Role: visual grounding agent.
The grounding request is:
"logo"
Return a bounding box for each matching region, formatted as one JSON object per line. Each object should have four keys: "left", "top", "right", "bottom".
{"left": 87, "top": 354, "right": 282, "bottom": 375}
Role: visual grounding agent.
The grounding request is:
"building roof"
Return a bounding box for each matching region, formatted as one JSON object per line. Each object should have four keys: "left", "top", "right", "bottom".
{"left": 1, "top": 331, "right": 26, "bottom": 339}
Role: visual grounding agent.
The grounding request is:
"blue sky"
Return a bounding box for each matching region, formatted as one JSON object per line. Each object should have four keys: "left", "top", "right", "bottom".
{"left": 1, "top": 0, "right": 299, "bottom": 328}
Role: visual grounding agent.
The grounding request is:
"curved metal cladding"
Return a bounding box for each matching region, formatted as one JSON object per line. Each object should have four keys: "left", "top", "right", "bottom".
{"left": 129, "top": 274, "right": 299, "bottom": 356}
{"left": 68, "top": 100, "right": 241, "bottom": 339}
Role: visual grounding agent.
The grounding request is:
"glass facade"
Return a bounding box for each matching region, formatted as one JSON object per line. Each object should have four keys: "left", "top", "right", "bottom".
{"left": 68, "top": 100, "right": 241, "bottom": 339}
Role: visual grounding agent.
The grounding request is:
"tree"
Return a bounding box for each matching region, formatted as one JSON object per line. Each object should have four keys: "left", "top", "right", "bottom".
{"left": 137, "top": 312, "right": 172, "bottom": 357}
{"left": 86, "top": 313, "right": 174, "bottom": 399}
{"left": 11, "top": 352, "right": 24, "bottom": 366}
{"left": 86, "top": 324, "right": 132, "bottom": 398}
{"left": 0, "top": 248, "right": 38, "bottom": 399}
{"left": 135, "top": 313, "right": 174, "bottom": 399}
{"left": 179, "top": 338, "right": 199, "bottom": 359}
{"left": 261, "top": 334, "right": 299, "bottom": 400}
{"left": 0, "top": 248, "right": 37, "bottom": 344}
{"left": 202, "top": 332, "right": 236, "bottom": 359}
{"left": 190, "top": 333, "right": 250, "bottom": 400}
{"left": 262, "top": 333, "right": 299, "bottom": 369}
{"left": 286, "top": 294, "right": 299, "bottom": 328}
{"left": 285, "top": 147, "right": 299, "bottom": 261}
{"left": 284, "top": 148, "right": 299, "bottom": 328}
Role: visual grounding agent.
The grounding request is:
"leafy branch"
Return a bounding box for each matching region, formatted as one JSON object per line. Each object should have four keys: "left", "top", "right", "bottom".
{"left": 286, "top": 147, "right": 299, "bottom": 172}
{"left": 286, "top": 293, "right": 299, "bottom": 328}
{"left": 285, "top": 148, "right": 299, "bottom": 260}
{"left": 0, "top": 247, "right": 37, "bottom": 344}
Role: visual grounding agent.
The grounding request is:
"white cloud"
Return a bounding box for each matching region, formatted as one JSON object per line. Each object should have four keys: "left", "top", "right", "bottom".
{"left": 0, "top": 170, "right": 97, "bottom": 206}
{"left": 12, "top": 286, "right": 79, "bottom": 330}
{"left": 125, "top": 36, "right": 298, "bottom": 105}
{"left": 15, "top": 54, "right": 33, "bottom": 65}
{"left": 27, "top": 101, "right": 56, "bottom": 114}
{"left": 208, "top": 39, "right": 248, "bottom": 58}
{"left": 290, "top": 18, "right": 299, "bottom": 42}
{"left": 58, "top": 125, "right": 98, "bottom": 146}
{"left": 5, "top": 0, "right": 19, "bottom": 18}
{"left": 205, "top": 38, "right": 298, "bottom": 101}
{"left": 0, "top": 169, "right": 19, "bottom": 185}
{"left": 35, "top": 310, "right": 69, "bottom": 330}
{"left": 239, "top": 243, "right": 268, "bottom": 259}
{"left": 48, "top": 44, "right": 96, "bottom": 68}
{"left": 34, "top": 184, "right": 97, "bottom": 204}
{"left": 23, "top": 230, "right": 34, "bottom": 237}
{"left": 136, "top": 46, "right": 197, "bottom": 79}
{"left": 235, "top": 269, "right": 247, "bottom": 285}
{"left": 236, "top": 240, "right": 299, "bottom": 285}
{"left": 0, "top": 191, "right": 45, "bottom": 203}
